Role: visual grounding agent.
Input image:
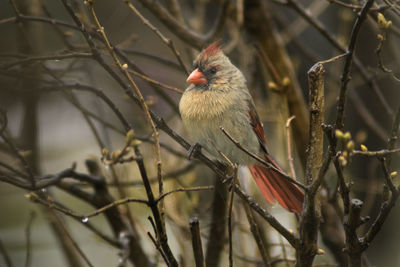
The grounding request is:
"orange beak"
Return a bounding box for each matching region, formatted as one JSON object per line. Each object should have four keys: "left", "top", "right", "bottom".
{"left": 186, "top": 68, "right": 207, "bottom": 85}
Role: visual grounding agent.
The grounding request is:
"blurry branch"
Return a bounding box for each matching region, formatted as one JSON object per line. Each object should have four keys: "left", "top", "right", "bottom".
{"left": 1, "top": 52, "right": 92, "bottom": 69}
{"left": 72, "top": 160, "right": 151, "bottom": 267}
{"left": 360, "top": 158, "right": 400, "bottom": 249}
{"left": 387, "top": 106, "right": 400, "bottom": 165}
{"left": 347, "top": 91, "right": 388, "bottom": 142}
{"left": 24, "top": 211, "right": 36, "bottom": 267}
{"left": 353, "top": 148, "right": 400, "bottom": 157}
{"left": 50, "top": 211, "right": 95, "bottom": 267}
{"left": 244, "top": 0, "right": 309, "bottom": 167}
{"left": 124, "top": 0, "right": 189, "bottom": 75}
{"left": 360, "top": 106, "right": 400, "bottom": 250}
{"left": 26, "top": 192, "right": 147, "bottom": 220}
{"left": 233, "top": 186, "right": 298, "bottom": 247}
{"left": 106, "top": 163, "right": 196, "bottom": 187}
{"left": 44, "top": 207, "right": 85, "bottom": 267}
{"left": 0, "top": 163, "right": 101, "bottom": 190}
{"left": 0, "top": 110, "right": 35, "bottom": 188}
{"left": 136, "top": 0, "right": 230, "bottom": 49}
{"left": 113, "top": 47, "right": 181, "bottom": 114}
{"left": 0, "top": 236, "right": 13, "bottom": 267}
{"left": 30, "top": 186, "right": 212, "bottom": 222}
{"left": 275, "top": 0, "right": 394, "bottom": 118}
{"left": 285, "top": 116, "right": 297, "bottom": 179}
{"left": 119, "top": 48, "right": 181, "bottom": 69}
{"left": 242, "top": 199, "right": 272, "bottom": 266}
{"left": 0, "top": 14, "right": 80, "bottom": 31}
{"left": 189, "top": 217, "right": 206, "bottom": 267}
{"left": 205, "top": 175, "right": 228, "bottom": 267}
{"left": 335, "top": 0, "right": 375, "bottom": 130}
{"left": 127, "top": 69, "right": 183, "bottom": 94}
{"left": 164, "top": 0, "right": 184, "bottom": 23}
{"left": 325, "top": 0, "right": 388, "bottom": 11}
{"left": 223, "top": 161, "right": 237, "bottom": 267}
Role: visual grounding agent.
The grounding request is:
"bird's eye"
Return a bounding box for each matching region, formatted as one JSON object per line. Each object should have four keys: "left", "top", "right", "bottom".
{"left": 210, "top": 67, "right": 217, "bottom": 74}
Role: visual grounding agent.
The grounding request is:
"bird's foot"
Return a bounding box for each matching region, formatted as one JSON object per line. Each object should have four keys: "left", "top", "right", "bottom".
{"left": 188, "top": 143, "right": 202, "bottom": 160}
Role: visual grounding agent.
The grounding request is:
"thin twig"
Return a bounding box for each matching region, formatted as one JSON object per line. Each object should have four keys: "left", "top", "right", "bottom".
{"left": 353, "top": 148, "right": 400, "bottom": 157}
{"left": 335, "top": 0, "right": 375, "bottom": 130}
{"left": 127, "top": 69, "right": 183, "bottom": 94}
{"left": 1, "top": 52, "right": 92, "bottom": 69}
{"left": 86, "top": 3, "right": 166, "bottom": 224}
{"left": 51, "top": 207, "right": 95, "bottom": 267}
{"left": 189, "top": 217, "right": 205, "bottom": 267}
{"left": 241, "top": 199, "right": 271, "bottom": 266}
{"left": 281, "top": 0, "right": 393, "bottom": 117}
{"left": 228, "top": 167, "right": 238, "bottom": 267}
{"left": 219, "top": 127, "right": 306, "bottom": 190}
{"left": 285, "top": 116, "right": 297, "bottom": 179}
{"left": 0, "top": 237, "right": 13, "bottom": 267}
{"left": 24, "top": 211, "right": 36, "bottom": 267}
{"left": 124, "top": 1, "right": 189, "bottom": 75}
{"left": 136, "top": 0, "right": 229, "bottom": 48}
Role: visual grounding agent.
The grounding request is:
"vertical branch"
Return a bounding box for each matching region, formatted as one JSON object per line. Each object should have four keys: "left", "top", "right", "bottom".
{"left": 50, "top": 210, "right": 95, "bottom": 267}
{"left": 244, "top": 0, "right": 309, "bottom": 167}
{"left": 205, "top": 174, "right": 229, "bottom": 267}
{"left": 285, "top": 116, "right": 297, "bottom": 179}
{"left": 133, "top": 147, "right": 178, "bottom": 266}
{"left": 45, "top": 209, "right": 85, "bottom": 267}
{"left": 190, "top": 217, "right": 205, "bottom": 267}
{"left": 387, "top": 106, "right": 400, "bottom": 166}
{"left": 335, "top": 0, "right": 375, "bottom": 130}
{"left": 24, "top": 211, "right": 36, "bottom": 267}
{"left": 242, "top": 201, "right": 271, "bottom": 267}
{"left": 297, "top": 63, "right": 325, "bottom": 267}
{"left": 227, "top": 167, "right": 237, "bottom": 267}
{"left": 0, "top": 237, "right": 13, "bottom": 267}
{"left": 344, "top": 199, "right": 364, "bottom": 267}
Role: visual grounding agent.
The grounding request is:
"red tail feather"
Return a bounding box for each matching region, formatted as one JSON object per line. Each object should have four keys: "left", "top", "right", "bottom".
{"left": 249, "top": 157, "right": 304, "bottom": 214}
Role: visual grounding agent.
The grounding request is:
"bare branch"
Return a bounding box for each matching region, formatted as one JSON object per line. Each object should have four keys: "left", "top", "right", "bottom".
{"left": 189, "top": 217, "right": 206, "bottom": 267}
{"left": 136, "top": 0, "right": 229, "bottom": 49}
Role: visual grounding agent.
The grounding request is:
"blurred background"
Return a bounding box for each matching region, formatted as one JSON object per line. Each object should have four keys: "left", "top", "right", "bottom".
{"left": 0, "top": 0, "right": 399, "bottom": 266}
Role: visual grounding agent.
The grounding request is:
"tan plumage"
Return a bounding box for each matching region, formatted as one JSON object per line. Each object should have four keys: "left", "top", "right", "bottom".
{"left": 179, "top": 42, "right": 304, "bottom": 214}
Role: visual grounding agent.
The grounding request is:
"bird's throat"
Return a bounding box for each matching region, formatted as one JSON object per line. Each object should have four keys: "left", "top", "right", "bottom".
{"left": 179, "top": 89, "right": 230, "bottom": 121}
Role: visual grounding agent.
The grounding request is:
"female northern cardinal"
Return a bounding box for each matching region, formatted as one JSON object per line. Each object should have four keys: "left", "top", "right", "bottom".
{"left": 179, "top": 42, "right": 304, "bottom": 214}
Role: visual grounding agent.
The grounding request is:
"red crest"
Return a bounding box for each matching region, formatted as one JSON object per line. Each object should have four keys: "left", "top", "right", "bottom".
{"left": 200, "top": 41, "right": 222, "bottom": 61}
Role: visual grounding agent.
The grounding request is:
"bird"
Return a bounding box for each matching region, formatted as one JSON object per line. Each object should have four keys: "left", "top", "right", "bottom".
{"left": 179, "top": 42, "right": 304, "bottom": 214}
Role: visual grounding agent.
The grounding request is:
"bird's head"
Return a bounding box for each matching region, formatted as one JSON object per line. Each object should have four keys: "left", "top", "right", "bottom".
{"left": 186, "top": 41, "right": 245, "bottom": 92}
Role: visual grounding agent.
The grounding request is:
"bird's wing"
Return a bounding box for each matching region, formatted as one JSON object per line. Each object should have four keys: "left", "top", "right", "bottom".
{"left": 248, "top": 103, "right": 268, "bottom": 153}
{"left": 247, "top": 102, "right": 304, "bottom": 214}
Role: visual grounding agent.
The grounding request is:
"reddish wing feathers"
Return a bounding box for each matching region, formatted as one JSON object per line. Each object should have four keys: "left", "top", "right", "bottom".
{"left": 249, "top": 164, "right": 304, "bottom": 214}
{"left": 248, "top": 107, "right": 304, "bottom": 214}
{"left": 249, "top": 107, "right": 266, "bottom": 144}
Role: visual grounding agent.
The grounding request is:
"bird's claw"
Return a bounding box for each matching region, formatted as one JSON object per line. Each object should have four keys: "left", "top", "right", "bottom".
{"left": 188, "top": 143, "right": 202, "bottom": 160}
